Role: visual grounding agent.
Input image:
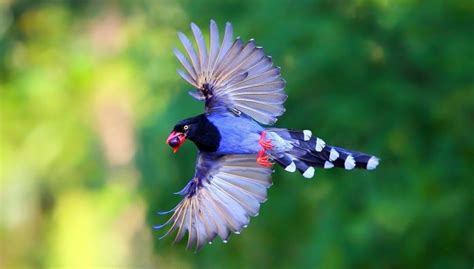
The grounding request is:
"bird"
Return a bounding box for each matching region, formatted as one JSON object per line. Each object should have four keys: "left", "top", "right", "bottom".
{"left": 155, "top": 20, "right": 380, "bottom": 250}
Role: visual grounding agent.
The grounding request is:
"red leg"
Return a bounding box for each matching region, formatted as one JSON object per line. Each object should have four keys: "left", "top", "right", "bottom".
{"left": 256, "top": 149, "right": 273, "bottom": 167}
{"left": 256, "top": 131, "right": 273, "bottom": 167}
{"left": 259, "top": 131, "right": 273, "bottom": 150}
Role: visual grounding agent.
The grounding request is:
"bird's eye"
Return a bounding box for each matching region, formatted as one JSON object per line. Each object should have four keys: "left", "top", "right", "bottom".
{"left": 183, "top": 125, "right": 189, "bottom": 130}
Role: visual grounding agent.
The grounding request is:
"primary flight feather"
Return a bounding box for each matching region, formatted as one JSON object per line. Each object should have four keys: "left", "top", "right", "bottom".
{"left": 156, "top": 20, "right": 380, "bottom": 250}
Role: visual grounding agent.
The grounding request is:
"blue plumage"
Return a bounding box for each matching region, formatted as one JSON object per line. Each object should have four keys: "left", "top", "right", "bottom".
{"left": 207, "top": 112, "right": 263, "bottom": 154}
{"left": 157, "top": 20, "right": 380, "bottom": 250}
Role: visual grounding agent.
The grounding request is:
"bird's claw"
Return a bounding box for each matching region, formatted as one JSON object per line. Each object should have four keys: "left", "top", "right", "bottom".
{"left": 259, "top": 131, "right": 273, "bottom": 150}
{"left": 257, "top": 131, "right": 273, "bottom": 167}
{"left": 257, "top": 149, "right": 273, "bottom": 167}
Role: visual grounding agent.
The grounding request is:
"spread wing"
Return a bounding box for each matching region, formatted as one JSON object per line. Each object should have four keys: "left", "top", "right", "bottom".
{"left": 174, "top": 20, "right": 287, "bottom": 125}
{"left": 155, "top": 153, "right": 273, "bottom": 250}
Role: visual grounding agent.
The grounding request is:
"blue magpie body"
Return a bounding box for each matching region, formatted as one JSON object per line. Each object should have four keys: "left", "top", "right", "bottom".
{"left": 157, "top": 21, "right": 380, "bottom": 250}
{"left": 207, "top": 112, "right": 263, "bottom": 154}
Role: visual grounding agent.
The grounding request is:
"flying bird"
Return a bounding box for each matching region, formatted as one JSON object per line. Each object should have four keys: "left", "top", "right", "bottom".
{"left": 156, "top": 20, "right": 380, "bottom": 250}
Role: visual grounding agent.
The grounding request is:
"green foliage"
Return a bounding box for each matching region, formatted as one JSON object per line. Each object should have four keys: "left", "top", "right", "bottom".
{"left": 1, "top": 0, "right": 472, "bottom": 268}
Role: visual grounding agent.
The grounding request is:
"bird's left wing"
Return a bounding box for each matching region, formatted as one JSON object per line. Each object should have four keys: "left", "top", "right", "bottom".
{"left": 174, "top": 20, "right": 287, "bottom": 125}
{"left": 155, "top": 153, "right": 273, "bottom": 250}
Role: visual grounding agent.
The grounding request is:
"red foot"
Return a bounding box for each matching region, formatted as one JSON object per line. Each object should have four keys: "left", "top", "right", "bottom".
{"left": 256, "top": 131, "right": 273, "bottom": 167}
{"left": 259, "top": 131, "right": 273, "bottom": 150}
{"left": 257, "top": 149, "right": 273, "bottom": 167}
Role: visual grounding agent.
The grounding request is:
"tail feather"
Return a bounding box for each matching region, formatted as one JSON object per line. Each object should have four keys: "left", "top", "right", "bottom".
{"left": 330, "top": 146, "right": 380, "bottom": 170}
{"left": 267, "top": 128, "right": 380, "bottom": 178}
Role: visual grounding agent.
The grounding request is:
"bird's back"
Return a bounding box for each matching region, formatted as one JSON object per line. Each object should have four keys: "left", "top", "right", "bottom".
{"left": 207, "top": 112, "right": 263, "bottom": 155}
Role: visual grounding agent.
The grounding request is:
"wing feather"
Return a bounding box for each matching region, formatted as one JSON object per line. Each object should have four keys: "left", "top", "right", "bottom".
{"left": 178, "top": 32, "right": 200, "bottom": 76}
{"left": 208, "top": 182, "right": 247, "bottom": 230}
{"left": 213, "top": 38, "right": 244, "bottom": 82}
{"left": 174, "top": 200, "right": 189, "bottom": 242}
{"left": 229, "top": 68, "right": 281, "bottom": 88}
{"left": 215, "top": 40, "right": 257, "bottom": 84}
{"left": 203, "top": 189, "right": 231, "bottom": 240}
{"left": 174, "top": 21, "right": 287, "bottom": 125}
{"left": 214, "top": 178, "right": 260, "bottom": 216}
{"left": 191, "top": 23, "right": 208, "bottom": 75}
{"left": 177, "top": 69, "right": 198, "bottom": 87}
{"left": 173, "top": 48, "right": 198, "bottom": 85}
{"left": 214, "top": 22, "right": 234, "bottom": 70}
{"left": 155, "top": 154, "right": 272, "bottom": 248}
{"left": 208, "top": 20, "right": 220, "bottom": 78}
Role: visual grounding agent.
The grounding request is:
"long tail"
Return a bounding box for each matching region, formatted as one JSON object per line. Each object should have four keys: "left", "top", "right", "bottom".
{"left": 266, "top": 128, "right": 380, "bottom": 178}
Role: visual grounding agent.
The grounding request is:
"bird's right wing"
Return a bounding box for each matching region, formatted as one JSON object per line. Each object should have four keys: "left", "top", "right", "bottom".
{"left": 174, "top": 20, "right": 287, "bottom": 125}
{"left": 155, "top": 153, "right": 273, "bottom": 250}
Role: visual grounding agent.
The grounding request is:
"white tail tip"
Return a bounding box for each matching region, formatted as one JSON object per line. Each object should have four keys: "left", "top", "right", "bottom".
{"left": 303, "top": 167, "right": 315, "bottom": 178}
{"left": 285, "top": 161, "right": 296, "bottom": 172}
{"left": 344, "top": 155, "right": 356, "bottom": 170}
{"left": 315, "top": 138, "right": 325, "bottom": 152}
{"left": 303, "top": 130, "right": 312, "bottom": 141}
{"left": 329, "top": 148, "right": 339, "bottom": 161}
{"left": 324, "top": 161, "right": 334, "bottom": 169}
{"left": 367, "top": 156, "right": 379, "bottom": 170}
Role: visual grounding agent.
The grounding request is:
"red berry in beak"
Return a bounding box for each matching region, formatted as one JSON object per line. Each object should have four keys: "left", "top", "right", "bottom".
{"left": 166, "top": 131, "right": 186, "bottom": 153}
{"left": 168, "top": 136, "right": 181, "bottom": 148}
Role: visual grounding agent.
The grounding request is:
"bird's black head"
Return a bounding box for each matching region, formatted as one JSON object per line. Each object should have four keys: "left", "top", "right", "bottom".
{"left": 166, "top": 114, "right": 220, "bottom": 153}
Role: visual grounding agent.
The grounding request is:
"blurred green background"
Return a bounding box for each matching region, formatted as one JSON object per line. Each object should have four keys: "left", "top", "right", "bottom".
{"left": 1, "top": 0, "right": 473, "bottom": 268}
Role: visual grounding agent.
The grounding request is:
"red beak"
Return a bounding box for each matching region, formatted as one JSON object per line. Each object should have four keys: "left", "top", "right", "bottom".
{"left": 166, "top": 131, "right": 186, "bottom": 153}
